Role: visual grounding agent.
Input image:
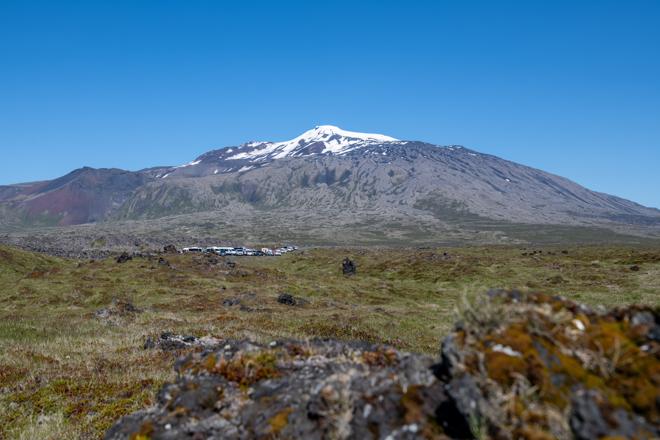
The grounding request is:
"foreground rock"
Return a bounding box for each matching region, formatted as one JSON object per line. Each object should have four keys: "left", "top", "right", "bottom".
{"left": 106, "top": 292, "right": 659, "bottom": 439}
{"left": 434, "top": 291, "right": 659, "bottom": 439}
{"left": 107, "top": 339, "right": 440, "bottom": 439}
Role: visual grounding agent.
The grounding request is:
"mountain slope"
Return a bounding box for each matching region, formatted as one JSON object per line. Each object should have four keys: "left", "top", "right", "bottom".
{"left": 0, "top": 167, "right": 157, "bottom": 227}
{"left": 117, "top": 136, "right": 659, "bottom": 228}
{"left": 1, "top": 126, "right": 658, "bottom": 245}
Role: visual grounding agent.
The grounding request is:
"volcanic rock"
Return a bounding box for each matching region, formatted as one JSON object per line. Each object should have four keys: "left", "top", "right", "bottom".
{"left": 106, "top": 292, "right": 659, "bottom": 439}
{"left": 342, "top": 257, "right": 356, "bottom": 276}
{"left": 277, "top": 293, "right": 308, "bottom": 307}
{"left": 144, "top": 332, "right": 223, "bottom": 351}
{"left": 163, "top": 244, "right": 177, "bottom": 254}
{"left": 115, "top": 252, "right": 132, "bottom": 263}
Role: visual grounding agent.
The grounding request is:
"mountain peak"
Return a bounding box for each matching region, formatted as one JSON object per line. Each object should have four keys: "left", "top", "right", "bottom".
{"left": 226, "top": 125, "right": 399, "bottom": 162}
{"left": 297, "top": 125, "right": 398, "bottom": 143}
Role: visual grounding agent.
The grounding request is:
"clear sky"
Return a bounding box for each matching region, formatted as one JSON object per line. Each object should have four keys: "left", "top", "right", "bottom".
{"left": 1, "top": 0, "right": 659, "bottom": 207}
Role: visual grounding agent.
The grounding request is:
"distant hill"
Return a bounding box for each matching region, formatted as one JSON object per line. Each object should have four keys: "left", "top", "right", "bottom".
{"left": 0, "top": 167, "right": 157, "bottom": 227}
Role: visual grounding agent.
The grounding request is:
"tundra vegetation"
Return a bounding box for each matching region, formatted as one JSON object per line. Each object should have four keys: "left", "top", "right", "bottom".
{"left": 0, "top": 244, "right": 658, "bottom": 438}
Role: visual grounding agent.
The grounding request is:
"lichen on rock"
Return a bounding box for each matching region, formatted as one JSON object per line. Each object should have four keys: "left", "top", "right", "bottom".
{"left": 438, "top": 290, "right": 659, "bottom": 439}
{"left": 105, "top": 291, "right": 659, "bottom": 439}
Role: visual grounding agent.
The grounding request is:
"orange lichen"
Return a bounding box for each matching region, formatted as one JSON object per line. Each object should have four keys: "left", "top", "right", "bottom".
{"left": 268, "top": 407, "right": 293, "bottom": 434}
{"left": 400, "top": 385, "right": 443, "bottom": 438}
{"left": 475, "top": 291, "right": 659, "bottom": 436}
{"left": 401, "top": 385, "right": 425, "bottom": 424}
{"left": 129, "top": 421, "right": 154, "bottom": 440}
{"left": 203, "top": 353, "right": 217, "bottom": 372}
{"left": 211, "top": 352, "right": 280, "bottom": 387}
{"left": 484, "top": 351, "right": 526, "bottom": 386}
{"left": 362, "top": 348, "right": 398, "bottom": 367}
{"left": 495, "top": 323, "right": 534, "bottom": 353}
{"left": 286, "top": 344, "right": 313, "bottom": 358}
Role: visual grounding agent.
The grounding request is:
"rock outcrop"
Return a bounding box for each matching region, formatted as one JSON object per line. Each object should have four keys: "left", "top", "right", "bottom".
{"left": 115, "top": 252, "right": 133, "bottom": 263}
{"left": 342, "top": 258, "right": 356, "bottom": 276}
{"left": 106, "top": 292, "right": 659, "bottom": 439}
{"left": 163, "top": 244, "right": 178, "bottom": 254}
{"left": 276, "top": 293, "right": 308, "bottom": 307}
{"left": 433, "top": 290, "right": 659, "bottom": 439}
{"left": 143, "top": 332, "right": 224, "bottom": 351}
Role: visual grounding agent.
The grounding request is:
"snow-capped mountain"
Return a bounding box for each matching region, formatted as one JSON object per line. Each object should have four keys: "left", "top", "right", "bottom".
{"left": 227, "top": 125, "right": 400, "bottom": 161}
{"left": 159, "top": 125, "right": 404, "bottom": 178}
{"left": 1, "top": 125, "right": 659, "bottom": 245}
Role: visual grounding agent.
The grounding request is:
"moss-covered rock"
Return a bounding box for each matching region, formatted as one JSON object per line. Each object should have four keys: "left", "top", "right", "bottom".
{"left": 435, "top": 290, "right": 659, "bottom": 439}
{"left": 105, "top": 292, "right": 659, "bottom": 439}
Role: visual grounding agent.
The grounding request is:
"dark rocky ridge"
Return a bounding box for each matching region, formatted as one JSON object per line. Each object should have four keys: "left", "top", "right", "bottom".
{"left": 0, "top": 167, "right": 159, "bottom": 227}
{"left": 105, "top": 292, "right": 659, "bottom": 439}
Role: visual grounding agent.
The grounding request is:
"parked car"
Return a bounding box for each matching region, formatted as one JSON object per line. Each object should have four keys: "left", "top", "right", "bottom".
{"left": 182, "top": 244, "right": 295, "bottom": 257}
{"left": 218, "top": 247, "right": 235, "bottom": 256}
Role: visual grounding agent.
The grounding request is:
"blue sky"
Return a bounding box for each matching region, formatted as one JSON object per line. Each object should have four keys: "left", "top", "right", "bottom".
{"left": 1, "top": 0, "right": 659, "bottom": 207}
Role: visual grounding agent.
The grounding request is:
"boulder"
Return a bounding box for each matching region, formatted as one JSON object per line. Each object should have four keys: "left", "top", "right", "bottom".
{"left": 570, "top": 388, "right": 657, "bottom": 440}
{"left": 162, "top": 244, "right": 177, "bottom": 254}
{"left": 277, "top": 293, "right": 296, "bottom": 306}
{"left": 430, "top": 290, "right": 659, "bottom": 439}
{"left": 277, "top": 293, "right": 308, "bottom": 307}
{"left": 115, "top": 252, "right": 132, "bottom": 263}
{"left": 106, "top": 292, "right": 660, "bottom": 439}
{"left": 144, "top": 332, "right": 223, "bottom": 351}
{"left": 342, "top": 257, "right": 356, "bottom": 275}
{"left": 106, "top": 340, "right": 441, "bottom": 440}
{"left": 222, "top": 298, "right": 241, "bottom": 307}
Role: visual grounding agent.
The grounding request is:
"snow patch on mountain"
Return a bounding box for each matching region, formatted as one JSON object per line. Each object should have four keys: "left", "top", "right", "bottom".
{"left": 225, "top": 125, "right": 399, "bottom": 161}
{"left": 174, "top": 159, "right": 201, "bottom": 169}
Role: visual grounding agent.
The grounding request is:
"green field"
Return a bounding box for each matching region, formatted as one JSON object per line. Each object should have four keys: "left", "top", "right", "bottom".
{"left": 1, "top": 244, "right": 659, "bottom": 439}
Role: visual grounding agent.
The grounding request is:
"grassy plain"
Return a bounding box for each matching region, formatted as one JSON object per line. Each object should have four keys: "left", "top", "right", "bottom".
{"left": 0, "top": 244, "right": 659, "bottom": 439}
